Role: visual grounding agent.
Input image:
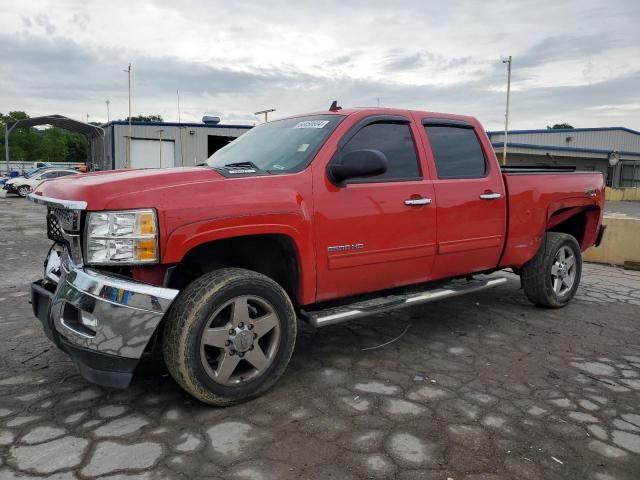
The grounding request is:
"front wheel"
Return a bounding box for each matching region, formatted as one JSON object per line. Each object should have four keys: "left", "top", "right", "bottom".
{"left": 521, "top": 232, "right": 582, "bottom": 308}
{"left": 162, "top": 268, "right": 297, "bottom": 406}
{"left": 17, "top": 185, "right": 31, "bottom": 197}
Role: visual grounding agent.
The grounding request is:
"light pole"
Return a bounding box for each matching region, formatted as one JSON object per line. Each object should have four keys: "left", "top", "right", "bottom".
{"left": 124, "top": 64, "right": 132, "bottom": 168}
{"left": 177, "top": 90, "right": 182, "bottom": 123}
{"left": 502, "top": 55, "right": 512, "bottom": 166}
{"left": 105, "top": 99, "right": 110, "bottom": 123}
{"left": 4, "top": 121, "right": 10, "bottom": 174}
{"left": 156, "top": 129, "right": 164, "bottom": 168}
{"left": 86, "top": 113, "right": 90, "bottom": 124}
{"left": 254, "top": 108, "right": 276, "bottom": 123}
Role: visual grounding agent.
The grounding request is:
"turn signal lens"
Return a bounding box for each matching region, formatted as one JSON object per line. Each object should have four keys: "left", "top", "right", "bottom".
{"left": 135, "top": 239, "right": 158, "bottom": 262}
{"left": 137, "top": 211, "right": 156, "bottom": 236}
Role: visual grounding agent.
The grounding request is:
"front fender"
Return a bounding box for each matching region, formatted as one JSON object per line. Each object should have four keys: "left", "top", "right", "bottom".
{"left": 162, "top": 213, "right": 317, "bottom": 305}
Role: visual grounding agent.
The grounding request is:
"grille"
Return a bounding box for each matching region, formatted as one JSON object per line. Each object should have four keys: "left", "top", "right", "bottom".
{"left": 47, "top": 210, "right": 65, "bottom": 243}
{"left": 50, "top": 207, "right": 80, "bottom": 231}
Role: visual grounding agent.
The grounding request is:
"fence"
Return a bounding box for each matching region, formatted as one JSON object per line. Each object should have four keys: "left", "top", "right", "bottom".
{"left": 1, "top": 161, "right": 85, "bottom": 175}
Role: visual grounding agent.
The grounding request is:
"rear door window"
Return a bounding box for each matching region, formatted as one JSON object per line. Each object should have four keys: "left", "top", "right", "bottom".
{"left": 425, "top": 126, "right": 486, "bottom": 179}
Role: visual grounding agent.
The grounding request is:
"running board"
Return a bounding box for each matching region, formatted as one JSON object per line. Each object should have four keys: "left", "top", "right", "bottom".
{"left": 303, "top": 276, "right": 508, "bottom": 328}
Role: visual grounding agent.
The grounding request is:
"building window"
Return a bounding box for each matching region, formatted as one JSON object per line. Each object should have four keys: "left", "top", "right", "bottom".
{"left": 620, "top": 162, "right": 640, "bottom": 187}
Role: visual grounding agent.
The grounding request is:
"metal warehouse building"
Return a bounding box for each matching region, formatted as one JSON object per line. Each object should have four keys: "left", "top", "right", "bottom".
{"left": 91, "top": 120, "right": 252, "bottom": 171}
{"left": 489, "top": 127, "right": 640, "bottom": 188}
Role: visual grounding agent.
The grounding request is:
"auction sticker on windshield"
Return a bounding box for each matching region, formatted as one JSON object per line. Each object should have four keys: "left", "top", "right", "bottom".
{"left": 293, "top": 120, "right": 330, "bottom": 129}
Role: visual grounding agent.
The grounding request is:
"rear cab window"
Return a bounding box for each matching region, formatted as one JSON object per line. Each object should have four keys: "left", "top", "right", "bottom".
{"left": 424, "top": 124, "right": 487, "bottom": 179}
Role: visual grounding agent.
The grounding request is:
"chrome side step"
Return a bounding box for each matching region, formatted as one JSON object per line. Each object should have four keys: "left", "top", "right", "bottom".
{"left": 303, "top": 276, "right": 508, "bottom": 328}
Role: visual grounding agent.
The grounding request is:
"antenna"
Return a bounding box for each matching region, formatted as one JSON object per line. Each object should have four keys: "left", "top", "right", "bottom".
{"left": 329, "top": 100, "right": 342, "bottom": 112}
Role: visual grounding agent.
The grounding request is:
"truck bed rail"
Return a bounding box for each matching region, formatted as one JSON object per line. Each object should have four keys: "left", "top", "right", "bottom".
{"left": 501, "top": 165, "right": 577, "bottom": 174}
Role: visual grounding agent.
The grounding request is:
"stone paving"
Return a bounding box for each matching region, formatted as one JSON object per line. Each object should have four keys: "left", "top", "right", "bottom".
{"left": 1, "top": 196, "right": 639, "bottom": 479}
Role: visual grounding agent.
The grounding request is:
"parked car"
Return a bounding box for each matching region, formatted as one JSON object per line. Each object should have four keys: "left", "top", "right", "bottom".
{"left": 22, "top": 162, "right": 52, "bottom": 173}
{"left": 28, "top": 107, "right": 605, "bottom": 405}
{"left": 4, "top": 168, "right": 80, "bottom": 197}
{"left": 2, "top": 166, "right": 49, "bottom": 185}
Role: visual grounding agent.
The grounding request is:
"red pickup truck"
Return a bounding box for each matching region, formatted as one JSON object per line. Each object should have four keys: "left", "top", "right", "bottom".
{"left": 29, "top": 107, "right": 605, "bottom": 405}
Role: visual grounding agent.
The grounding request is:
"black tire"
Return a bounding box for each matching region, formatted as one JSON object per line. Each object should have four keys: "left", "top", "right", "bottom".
{"left": 17, "top": 185, "right": 30, "bottom": 197}
{"left": 162, "top": 268, "right": 297, "bottom": 406}
{"left": 521, "top": 232, "right": 582, "bottom": 308}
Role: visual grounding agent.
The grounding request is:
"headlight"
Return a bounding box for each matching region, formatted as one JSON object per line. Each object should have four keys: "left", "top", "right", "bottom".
{"left": 84, "top": 209, "right": 158, "bottom": 265}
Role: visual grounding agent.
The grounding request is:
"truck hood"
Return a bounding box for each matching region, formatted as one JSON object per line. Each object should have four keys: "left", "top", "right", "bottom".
{"left": 32, "top": 167, "right": 225, "bottom": 210}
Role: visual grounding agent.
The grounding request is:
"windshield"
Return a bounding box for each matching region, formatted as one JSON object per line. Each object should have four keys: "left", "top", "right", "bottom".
{"left": 25, "top": 167, "right": 50, "bottom": 178}
{"left": 206, "top": 114, "right": 343, "bottom": 173}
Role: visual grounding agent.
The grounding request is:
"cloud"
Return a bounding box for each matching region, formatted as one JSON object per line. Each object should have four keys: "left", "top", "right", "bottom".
{"left": 69, "top": 13, "right": 90, "bottom": 31}
{"left": 381, "top": 50, "right": 475, "bottom": 72}
{"left": 516, "top": 33, "right": 635, "bottom": 69}
{"left": 33, "top": 14, "right": 56, "bottom": 35}
{"left": 0, "top": 1, "right": 639, "bottom": 129}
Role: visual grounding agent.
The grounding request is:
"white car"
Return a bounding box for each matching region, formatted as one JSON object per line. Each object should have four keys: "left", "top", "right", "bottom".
{"left": 3, "top": 168, "right": 80, "bottom": 197}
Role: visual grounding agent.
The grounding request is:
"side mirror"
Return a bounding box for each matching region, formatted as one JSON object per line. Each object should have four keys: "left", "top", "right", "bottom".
{"left": 328, "top": 149, "right": 388, "bottom": 185}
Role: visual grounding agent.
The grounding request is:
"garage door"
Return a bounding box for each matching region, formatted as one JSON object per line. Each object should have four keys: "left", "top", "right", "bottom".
{"left": 130, "top": 139, "right": 175, "bottom": 168}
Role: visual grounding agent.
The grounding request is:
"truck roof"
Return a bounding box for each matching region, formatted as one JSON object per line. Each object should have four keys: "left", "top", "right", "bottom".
{"left": 286, "top": 106, "right": 479, "bottom": 125}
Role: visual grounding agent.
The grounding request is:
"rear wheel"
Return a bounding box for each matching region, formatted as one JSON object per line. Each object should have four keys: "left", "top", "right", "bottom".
{"left": 521, "top": 232, "right": 582, "bottom": 308}
{"left": 162, "top": 268, "right": 297, "bottom": 406}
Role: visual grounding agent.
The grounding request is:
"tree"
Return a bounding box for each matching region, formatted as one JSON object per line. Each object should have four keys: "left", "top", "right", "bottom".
{"left": 43, "top": 128, "right": 69, "bottom": 161}
{"left": 1, "top": 112, "right": 88, "bottom": 163}
{"left": 125, "top": 114, "right": 164, "bottom": 122}
{"left": 66, "top": 133, "right": 88, "bottom": 163}
{"left": 547, "top": 123, "right": 574, "bottom": 129}
{"left": 0, "top": 111, "right": 41, "bottom": 162}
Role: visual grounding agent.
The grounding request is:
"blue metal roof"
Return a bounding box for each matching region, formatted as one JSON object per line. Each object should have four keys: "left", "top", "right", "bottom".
{"left": 487, "top": 126, "right": 640, "bottom": 136}
{"left": 491, "top": 142, "right": 640, "bottom": 158}
{"left": 104, "top": 120, "right": 253, "bottom": 129}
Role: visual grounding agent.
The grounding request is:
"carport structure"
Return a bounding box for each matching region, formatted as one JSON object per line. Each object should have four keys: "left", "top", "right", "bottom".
{"left": 4, "top": 114, "right": 105, "bottom": 172}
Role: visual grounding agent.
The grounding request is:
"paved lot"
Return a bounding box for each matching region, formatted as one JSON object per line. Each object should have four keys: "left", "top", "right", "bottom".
{"left": 605, "top": 201, "right": 640, "bottom": 218}
{"left": 1, "top": 196, "right": 639, "bottom": 480}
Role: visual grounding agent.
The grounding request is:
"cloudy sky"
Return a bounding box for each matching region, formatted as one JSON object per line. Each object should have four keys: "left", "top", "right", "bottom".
{"left": 1, "top": 0, "right": 639, "bottom": 129}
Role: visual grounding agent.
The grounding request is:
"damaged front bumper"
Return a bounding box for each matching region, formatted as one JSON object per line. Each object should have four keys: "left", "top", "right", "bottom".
{"left": 31, "top": 246, "right": 179, "bottom": 388}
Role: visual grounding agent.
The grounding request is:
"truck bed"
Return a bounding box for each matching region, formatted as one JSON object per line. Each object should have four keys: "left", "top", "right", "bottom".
{"left": 499, "top": 170, "right": 604, "bottom": 268}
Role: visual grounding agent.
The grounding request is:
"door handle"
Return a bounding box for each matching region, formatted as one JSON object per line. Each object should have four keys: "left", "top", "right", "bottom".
{"left": 479, "top": 192, "right": 502, "bottom": 200}
{"left": 404, "top": 198, "right": 432, "bottom": 206}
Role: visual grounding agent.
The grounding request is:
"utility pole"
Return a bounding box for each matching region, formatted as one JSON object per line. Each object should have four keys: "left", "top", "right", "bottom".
{"left": 4, "top": 122, "right": 10, "bottom": 175}
{"left": 254, "top": 108, "right": 276, "bottom": 123}
{"left": 177, "top": 90, "right": 182, "bottom": 123}
{"left": 105, "top": 99, "right": 110, "bottom": 123}
{"left": 124, "top": 63, "right": 132, "bottom": 168}
{"left": 502, "top": 55, "right": 512, "bottom": 166}
{"left": 86, "top": 113, "right": 90, "bottom": 124}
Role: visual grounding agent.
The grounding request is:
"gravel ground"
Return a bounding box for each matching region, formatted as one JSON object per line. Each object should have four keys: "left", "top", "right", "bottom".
{"left": 605, "top": 201, "right": 640, "bottom": 218}
{"left": 1, "top": 195, "right": 639, "bottom": 480}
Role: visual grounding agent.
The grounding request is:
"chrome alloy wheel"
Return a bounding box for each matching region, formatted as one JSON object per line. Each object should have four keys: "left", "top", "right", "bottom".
{"left": 550, "top": 245, "right": 576, "bottom": 296}
{"left": 199, "top": 295, "right": 281, "bottom": 386}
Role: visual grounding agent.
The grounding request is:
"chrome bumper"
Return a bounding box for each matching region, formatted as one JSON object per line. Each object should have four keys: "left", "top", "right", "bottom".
{"left": 47, "top": 249, "right": 179, "bottom": 359}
